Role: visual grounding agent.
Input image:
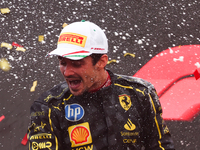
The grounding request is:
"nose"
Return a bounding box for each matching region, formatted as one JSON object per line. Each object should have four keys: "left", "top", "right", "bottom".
{"left": 62, "top": 64, "right": 75, "bottom": 77}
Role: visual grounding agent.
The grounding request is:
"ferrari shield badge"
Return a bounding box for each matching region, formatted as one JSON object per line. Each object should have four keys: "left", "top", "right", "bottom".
{"left": 119, "top": 94, "right": 132, "bottom": 111}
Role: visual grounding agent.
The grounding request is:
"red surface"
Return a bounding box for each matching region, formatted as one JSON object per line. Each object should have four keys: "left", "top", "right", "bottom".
{"left": 193, "top": 69, "right": 200, "bottom": 80}
{"left": 133, "top": 45, "right": 200, "bottom": 121}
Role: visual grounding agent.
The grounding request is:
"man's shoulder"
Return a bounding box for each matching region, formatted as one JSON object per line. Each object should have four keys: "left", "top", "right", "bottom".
{"left": 35, "top": 81, "right": 69, "bottom": 104}
{"left": 114, "top": 73, "right": 154, "bottom": 89}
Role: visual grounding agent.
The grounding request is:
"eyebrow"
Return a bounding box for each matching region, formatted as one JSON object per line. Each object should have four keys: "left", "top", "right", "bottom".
{"left": 57, "top": 56, "right": 63, "bottom": 60}
{"left": 57, "top": 56, "right": 83, "bottom": 64}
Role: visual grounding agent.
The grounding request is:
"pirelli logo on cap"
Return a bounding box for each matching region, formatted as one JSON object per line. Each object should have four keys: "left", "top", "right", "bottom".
{"left": 68, "top": 122, "right": 92, "bottom": 147}
{"left": 58, "top": 32, "right": 87, "bottom": 47}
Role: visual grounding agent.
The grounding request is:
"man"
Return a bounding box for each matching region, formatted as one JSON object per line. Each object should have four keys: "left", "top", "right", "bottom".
{"left": 28, "top": 21, "right": 175, "bottom": 150}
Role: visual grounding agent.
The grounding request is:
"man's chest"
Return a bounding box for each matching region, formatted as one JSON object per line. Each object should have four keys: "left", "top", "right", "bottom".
{"left": 59, "top": 92, "right": 144, "bottom": 150}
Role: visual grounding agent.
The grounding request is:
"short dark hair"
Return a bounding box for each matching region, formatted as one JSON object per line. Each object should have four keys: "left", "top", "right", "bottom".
{"left": 90, "top": 54, "right": 104, "bottom": 65}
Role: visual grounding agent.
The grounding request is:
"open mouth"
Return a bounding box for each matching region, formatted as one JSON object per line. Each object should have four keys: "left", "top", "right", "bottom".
{"left": 68, "top": 80, "right": 82, "bottom": 90}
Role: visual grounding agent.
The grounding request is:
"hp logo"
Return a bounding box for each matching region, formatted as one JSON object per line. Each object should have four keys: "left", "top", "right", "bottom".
{"left": 65, "top": 104, "right": 84, "bottom": 121}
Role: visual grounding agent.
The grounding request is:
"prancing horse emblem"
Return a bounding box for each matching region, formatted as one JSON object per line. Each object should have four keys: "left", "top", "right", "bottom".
{"left": 119, "top": 94, "right": 132, "bottom": 111}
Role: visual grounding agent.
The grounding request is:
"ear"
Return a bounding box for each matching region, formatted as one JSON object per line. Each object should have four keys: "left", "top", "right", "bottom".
{"left": 96, "top": 54, "right": 108, "bottom": 70}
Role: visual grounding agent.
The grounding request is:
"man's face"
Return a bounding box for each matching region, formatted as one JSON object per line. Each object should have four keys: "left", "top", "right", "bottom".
{"left": 58, "top": 56, "right": 99, "bottom": 96}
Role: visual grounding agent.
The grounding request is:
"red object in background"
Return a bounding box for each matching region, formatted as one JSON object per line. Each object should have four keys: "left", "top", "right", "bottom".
{"left": 21, "top": 133, "right": 28, "bottom": 145}
{"left": 12, "top": 42, "right": 23, "bottom": 47}
{"left": 133, "top": 45, "right": 200, "bottom": 121}
{"left": 193, "top": 69, "right": 200, "bottom": 80}
{"left": 0, "top": 115, "right": 5, "bottom": 122}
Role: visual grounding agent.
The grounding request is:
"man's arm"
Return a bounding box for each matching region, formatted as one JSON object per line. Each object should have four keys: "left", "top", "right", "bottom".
{"left": 27, "top": 101, "right": 62, "bottom": 150}
{"left": 144, "top": 88, "right": 175, "bottom": 150}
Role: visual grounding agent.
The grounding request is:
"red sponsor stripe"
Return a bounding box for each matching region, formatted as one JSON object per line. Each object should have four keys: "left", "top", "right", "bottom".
{"left": 62, "top": 50, "right": 89, "bottom": 56}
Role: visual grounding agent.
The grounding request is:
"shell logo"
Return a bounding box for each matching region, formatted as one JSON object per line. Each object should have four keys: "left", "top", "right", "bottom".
{"left": 71, "top": 126, "right": 89, "bottom": 144}
{"left": 68, "top": 122, "right": 92, "bottom": 147}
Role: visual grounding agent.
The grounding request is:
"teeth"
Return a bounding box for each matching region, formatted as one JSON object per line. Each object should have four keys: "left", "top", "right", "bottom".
{"left": 70, "top": 80, "right": 80, "bottom": 85}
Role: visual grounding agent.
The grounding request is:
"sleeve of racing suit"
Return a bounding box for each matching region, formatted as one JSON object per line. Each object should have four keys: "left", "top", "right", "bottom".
{"left": 143, "top": 88, "right": 175, "bottom": 150}
{"left": 27, "top": 101, "right": 63, "bottom": 150}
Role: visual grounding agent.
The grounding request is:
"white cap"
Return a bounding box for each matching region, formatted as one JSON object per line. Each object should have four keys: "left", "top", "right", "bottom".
{"left": 47, "top": 21, "right": 108, "bottom": 60}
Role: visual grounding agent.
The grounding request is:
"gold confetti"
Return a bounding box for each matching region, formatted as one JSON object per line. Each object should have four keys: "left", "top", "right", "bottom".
{"left": 38, "top": 35, "right": 44, "bottom": 42}
{"left": 124, "top": 53, "right": 135, "bottom": 58}
{"left": 30, "top": 81, "right": 37, "bottom": 92}
{"left": 1, "top": 42, "right": 13, "bottom": 50}
{"left": 0, "top": 58, "right": 11, "bottom": 71}
{"left": 62, "top": 23, "right": 68, "bottom": 28}
{"left": 107, "top": 59, "right": 117, "bottom": 64}
{"left": 16, "top": 47, "right": 26, "bottom": 52}
{"left": 1, "top": 8, "right": 10, "bottom": 14}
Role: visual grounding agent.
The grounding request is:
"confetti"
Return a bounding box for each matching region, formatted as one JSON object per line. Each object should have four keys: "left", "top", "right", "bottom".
{"left": 173, "top": 56, "right": 184, "bottom": 62}
{"left": 12, "top": 42, "right": 26, "bottom": 52}
{"left": 0, "top": 58, "right": 11, "bottom": 71}
{"left": 169, "top": 47, "right": 173, "bottom": 53}
{"left": 124, "top": 53, "right": 135, "bottom": 58}
{"left": 21, "top": 133, "right": 28, "bottom": 145}
{"left": 193, "top": 69, "right": 200, "bottom": 80}
{"left": 195, "top": 62, "right": 200, "bottom": 68}
{"left": 107, "top": 59, "right": 117, "bottom": 64}
{"left": 38, "top": 35, "right": 44, "bottom": 42}
{"left": 0, "top": 8, "right": 10, "bottom": 14}
{"left": 16, "top": 47, "right": 26, "bottom": 52}
{"left": 137, "top": 39, "right": 143, "bottom": 44}
{"left": 0, "top": 115, "right": 5, "bottom": 122}
{"left": 62, "top": 23, "right": 68, "bottom": 28}
{"left": 1, "top": 42, "right": 13, "bottom": 50}
{"left": 12, "top": 42, "right": 23, "bottom": 47}
{"left": 30, "top": 81, "right": 38, "bottom": 92}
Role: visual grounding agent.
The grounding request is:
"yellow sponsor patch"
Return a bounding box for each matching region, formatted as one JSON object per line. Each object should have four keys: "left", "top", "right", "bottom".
{"left": 68, "top": 122, "right": 92, "bottom": 147}
{"left": 32, "top": 141, "right": 52, "bottom": 150}
{"left": 124, "top": 118, "right": 136, "bottom": 131}
{"left": 30, "top": 133, "right": 52, "bottom": 140}
{"left": 58, "top": 32, "right": 87, "bottom": 47}
{"left": 31, "top": 111, "right": 45, "bottom": 117}
{"left": 119, "top": 94, "right": 132, "bottom": 111}
{"left": 123, "top": 139, "right": 137, "bottom": 144}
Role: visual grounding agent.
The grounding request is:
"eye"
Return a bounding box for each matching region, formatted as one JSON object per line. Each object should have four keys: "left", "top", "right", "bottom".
{"left": 60, "top": 60, "right": 66, "bottom": 66}
{"left": 72, "top": 61, "right": 82, "bottom": 68}
{"left": 58, "top": 57, "right": 66, "bottom": 66}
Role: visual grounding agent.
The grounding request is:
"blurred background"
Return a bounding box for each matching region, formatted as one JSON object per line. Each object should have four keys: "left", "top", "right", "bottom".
{"left": 0, "top": 0, "right": 200, "bottom": 149}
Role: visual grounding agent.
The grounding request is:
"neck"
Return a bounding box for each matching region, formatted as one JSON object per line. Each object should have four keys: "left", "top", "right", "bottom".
{"left": 89, "top": 70, "right": 109, "bottom": 93}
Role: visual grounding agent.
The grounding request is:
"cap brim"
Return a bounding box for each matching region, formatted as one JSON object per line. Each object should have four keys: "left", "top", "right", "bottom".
{"left": 47, "top": 48, "right": 92, "bottom": 60}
